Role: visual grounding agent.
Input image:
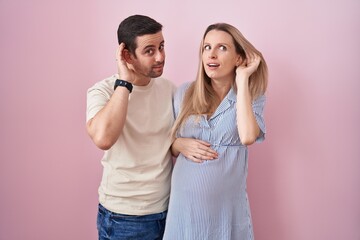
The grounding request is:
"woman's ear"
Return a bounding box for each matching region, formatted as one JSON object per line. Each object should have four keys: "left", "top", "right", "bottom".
{"left": 236, "top": 56, "right": 242, "bottom": 67}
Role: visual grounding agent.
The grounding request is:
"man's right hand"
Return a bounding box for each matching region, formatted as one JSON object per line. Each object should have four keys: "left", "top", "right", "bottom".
{"left": 116, "top": 43, "right": 136, "bottom": 83}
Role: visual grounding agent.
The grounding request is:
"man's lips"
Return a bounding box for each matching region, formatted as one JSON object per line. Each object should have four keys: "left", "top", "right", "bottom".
{"left": 153, "top": 64, "right": 164, "bottom": 69}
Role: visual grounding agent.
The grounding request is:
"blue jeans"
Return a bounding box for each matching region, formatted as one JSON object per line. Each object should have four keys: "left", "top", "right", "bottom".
{"left": 97, "top": 204, "right": 167, "bottom": 240}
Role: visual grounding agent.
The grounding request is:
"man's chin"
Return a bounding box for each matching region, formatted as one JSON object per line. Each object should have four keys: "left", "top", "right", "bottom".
{"left": 150, "top": 71, "right": 163, "bottom": 78}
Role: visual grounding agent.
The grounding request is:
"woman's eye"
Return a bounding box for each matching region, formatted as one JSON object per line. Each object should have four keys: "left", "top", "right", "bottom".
{"left": 219, "top": 45, "right": 227, "bottom": 51}
{"left": 204, "top": 45, "right": 211, "bottom": 51}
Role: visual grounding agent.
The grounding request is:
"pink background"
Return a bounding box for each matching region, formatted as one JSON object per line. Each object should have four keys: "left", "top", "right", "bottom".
{"left": 1, "top": 0, "right": 359, "bottom": 239}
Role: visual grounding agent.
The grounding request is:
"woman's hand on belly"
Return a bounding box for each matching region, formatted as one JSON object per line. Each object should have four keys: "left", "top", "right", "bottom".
{"left": 171, "top": 138, "right": 218, "bottom": 163}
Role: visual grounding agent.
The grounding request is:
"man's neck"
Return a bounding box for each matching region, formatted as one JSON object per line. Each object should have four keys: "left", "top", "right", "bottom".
{"left": 133, "top": 77, "right": 151, "bottom": 86}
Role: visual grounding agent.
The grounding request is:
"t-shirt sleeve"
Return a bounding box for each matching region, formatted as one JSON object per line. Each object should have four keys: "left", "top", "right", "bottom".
{"left": 252, "top": 94, "right": 266, "bottom": 143}
{"left": 86, "top": 83, "right": 111, "bottom": 123}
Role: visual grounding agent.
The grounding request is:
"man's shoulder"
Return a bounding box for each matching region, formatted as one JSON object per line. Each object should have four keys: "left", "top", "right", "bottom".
{"left": 88, "top": 74, "right": 117, "bottom": 92}
{"left": 92, "top": 74, "right": 118, "bottom": 88}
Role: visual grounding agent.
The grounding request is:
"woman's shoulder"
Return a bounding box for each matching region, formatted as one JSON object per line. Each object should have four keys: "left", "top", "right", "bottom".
{"left": 173, "top": 81, "right": 194, "bottom": 111}
{"left": 176, "top": 81, "right": 193, "bottom": 96}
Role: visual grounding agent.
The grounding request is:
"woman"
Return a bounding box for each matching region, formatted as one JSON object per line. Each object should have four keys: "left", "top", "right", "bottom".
{"left": 163, "top": 23, "right": 268, "bottom": 240}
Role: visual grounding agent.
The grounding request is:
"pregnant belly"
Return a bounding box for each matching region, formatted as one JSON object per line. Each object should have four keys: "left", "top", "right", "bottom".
{"left": 171, "top": 154, "right": 244, "bottom": 200}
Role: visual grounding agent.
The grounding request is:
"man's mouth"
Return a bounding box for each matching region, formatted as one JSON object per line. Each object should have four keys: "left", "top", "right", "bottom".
{"left": 153, "top": 63, "right": 164, "bottom": 69}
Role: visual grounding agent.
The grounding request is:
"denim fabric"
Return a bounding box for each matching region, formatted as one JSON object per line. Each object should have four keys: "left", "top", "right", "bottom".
{"left": 97, "top": 204, "right": 167, "bottom": 240}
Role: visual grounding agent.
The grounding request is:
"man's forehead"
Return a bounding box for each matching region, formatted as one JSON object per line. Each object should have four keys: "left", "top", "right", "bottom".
{"left": 136, "top": 32, "right": 164, "bottom": 49}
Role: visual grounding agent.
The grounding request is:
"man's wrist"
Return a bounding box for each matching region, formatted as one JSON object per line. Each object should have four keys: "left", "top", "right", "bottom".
{"left": 114, "top": 79, "right": 133, "bottom": 93}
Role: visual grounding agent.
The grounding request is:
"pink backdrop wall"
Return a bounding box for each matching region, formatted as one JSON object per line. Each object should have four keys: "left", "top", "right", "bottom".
{"left": 1, "top": 0, "right": 359, "bottom": 239}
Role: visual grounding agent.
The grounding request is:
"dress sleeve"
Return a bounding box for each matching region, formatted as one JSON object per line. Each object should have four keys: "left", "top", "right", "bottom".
{"left": 252, "top": 94, "right": 266, "bottom": 143}
{"left": 173, "top": 82, "right": 191, "bottom": 119}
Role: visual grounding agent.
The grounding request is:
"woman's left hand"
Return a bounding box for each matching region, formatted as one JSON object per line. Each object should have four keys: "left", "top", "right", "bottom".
{"left": 236, "top": 53, "right": 261, "bottom": 79}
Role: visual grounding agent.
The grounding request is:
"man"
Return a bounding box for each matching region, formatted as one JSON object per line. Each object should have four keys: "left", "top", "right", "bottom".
{"left": 86, "top": 15, "right": 176, "bottom": 240}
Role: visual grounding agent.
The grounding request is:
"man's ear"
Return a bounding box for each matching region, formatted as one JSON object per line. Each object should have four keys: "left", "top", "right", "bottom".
{"left": 122, "top": 49, "right": 133, "bottom": 64}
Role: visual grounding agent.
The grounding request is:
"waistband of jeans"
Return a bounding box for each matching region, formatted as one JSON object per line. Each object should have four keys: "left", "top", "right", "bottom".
{"left": 98, "top": 203, "right": 167, "bottom": 220}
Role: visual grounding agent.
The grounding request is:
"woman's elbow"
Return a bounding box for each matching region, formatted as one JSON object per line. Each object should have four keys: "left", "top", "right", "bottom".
{"left": 239, "top": 127, "right": 260, "bottom": 146}
{"left": 240, "top": 138, "right": 256, "bottom": 146}
{"left": 170, "top": 144, "right": 180, "bottom": 157}
{"left": 240, "top": 134, "right": 257, "bottom": 146}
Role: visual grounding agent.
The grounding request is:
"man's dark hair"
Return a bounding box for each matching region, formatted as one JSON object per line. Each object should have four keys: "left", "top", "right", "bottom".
{"left": 117, "top": 15, "right": 163, "bottom": 55}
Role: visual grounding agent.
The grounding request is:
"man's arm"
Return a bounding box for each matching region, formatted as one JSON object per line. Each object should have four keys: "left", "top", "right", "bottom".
{"left": 86, "top": 87, "right": 129, "bottom": 150}
{"left": 86, "top": 43, "right": 135, "bottom": 150}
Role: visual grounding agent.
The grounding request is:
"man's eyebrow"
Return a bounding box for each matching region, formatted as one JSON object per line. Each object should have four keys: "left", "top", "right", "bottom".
{"left": 143, "top": 45, "right": 156, "bottom": 50}
{"left": 142, "top": 41, "right": 165, "bottom": 51}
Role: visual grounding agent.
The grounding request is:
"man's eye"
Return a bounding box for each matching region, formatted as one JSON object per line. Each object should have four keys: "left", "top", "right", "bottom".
{"left": 159, "top": 45, "right": 164, "bottom": 51}
{"left": 146, "top": 49, "right": 154, "bottom": 55}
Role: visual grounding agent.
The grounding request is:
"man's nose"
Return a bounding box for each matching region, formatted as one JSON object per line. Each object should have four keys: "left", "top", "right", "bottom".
{"left": 155, "top": 50, "right": 165, "bottom": 62}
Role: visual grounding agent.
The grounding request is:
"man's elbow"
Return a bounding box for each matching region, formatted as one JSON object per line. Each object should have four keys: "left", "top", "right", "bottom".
{"left": 87, "top": 121, "right": 115, "bottom": 150}
{"left": 92, "top": 135, "right": 114, "bottom": 150}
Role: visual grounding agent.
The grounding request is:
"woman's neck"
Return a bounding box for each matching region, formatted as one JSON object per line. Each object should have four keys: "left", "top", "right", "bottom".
{"left": 211, "top": 79, "right": 233, "bottom": 100}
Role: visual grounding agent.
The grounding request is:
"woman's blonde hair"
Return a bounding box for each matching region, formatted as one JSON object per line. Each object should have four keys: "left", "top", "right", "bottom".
{"left": 171, "top": 23, "right": 268, "bottom": 139}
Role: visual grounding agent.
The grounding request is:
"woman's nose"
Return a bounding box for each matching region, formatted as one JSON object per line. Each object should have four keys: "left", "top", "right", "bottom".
{"left": 209, "top": 49, "right": 217, "bottom": 59}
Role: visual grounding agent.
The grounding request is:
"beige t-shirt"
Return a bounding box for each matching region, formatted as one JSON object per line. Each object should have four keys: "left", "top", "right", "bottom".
{"left": 87, "top": 74, "right": 176, "bottom": 215}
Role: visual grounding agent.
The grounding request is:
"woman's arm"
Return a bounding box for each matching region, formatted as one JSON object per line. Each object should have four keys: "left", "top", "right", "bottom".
{"left": 171, "top": 138, "right": 218, "bottom": 163}
{"left": 235, "top": 54, "right": 261, "bottom": 146}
